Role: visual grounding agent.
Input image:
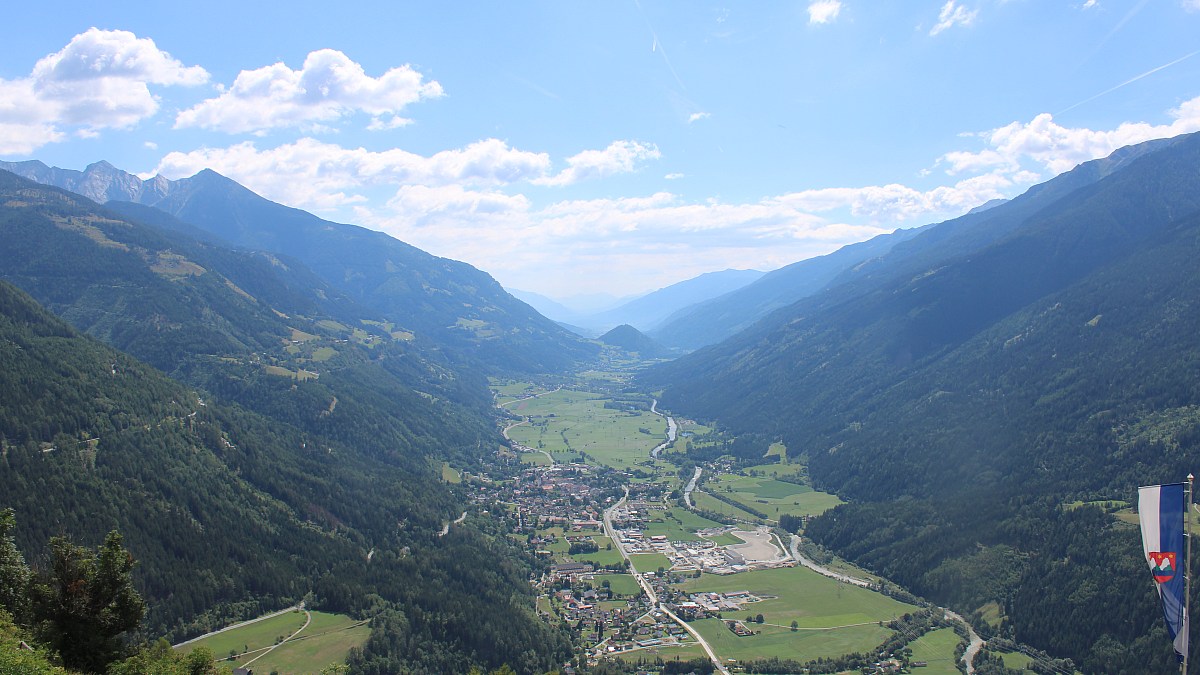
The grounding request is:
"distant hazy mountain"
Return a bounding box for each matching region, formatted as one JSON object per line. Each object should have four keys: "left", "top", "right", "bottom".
{"left": 642, "top": 131, "right": 1200, "bottom": 670}
{"left": 506, "top": 287, "right": 582, "bottom": 322}
{"left": 1, "top": 159, "right": 597, "bottom": 374}
{"left": 597, "top": 323, "right": 670, "bottom": 358}
{"left": 649, "top": 230, "right": 923, "bottom": 350}
{"left": 966, "top": 197, "right": 1008, "bottom": 214}
{"left": 581, "top": 268, "right": 764, "bottom": 332}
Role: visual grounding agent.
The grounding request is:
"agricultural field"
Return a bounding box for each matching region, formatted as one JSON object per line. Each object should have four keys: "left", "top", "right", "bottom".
{"left": 640, "top": 507, "right": 725, "bottom": 542}
{"left": 178, "top": 610, "right": 369, "bottom": 674}
{"left": 501, "top": 389, "right": 668, "bottom": 467}
{"left": 593, "top": 573, "right": 642, "bottom": 598}
{"left": 702, "top": 473, "right": 843, "bottom": 522}
{"left": 678, "top": 566, "right": 915, "bottom": 631}
{"left": 692, "top": 490, "right": 762, "bottom": 521}
{"left": 491, "top": 379, "right": 546, "bottom": 405}
{"left": 672, "top": 566, "right": 916, "bottom": 664}
{"left": 611, "top": 641, "right": 709, "bottom": 665}
{"left": 685, "top": 618, "right": 891, "bottom": 664}
{"left": 906, "top": 628, "right": 963, "bottom": 674}
{"left": 519, "top": 451, "right": 553, "bottom": 465}
{"left": 629, "top": 552, "right": 672, "bottom": 572}
{"left": 740, "top": 461, "right": 806, "bottom": 479}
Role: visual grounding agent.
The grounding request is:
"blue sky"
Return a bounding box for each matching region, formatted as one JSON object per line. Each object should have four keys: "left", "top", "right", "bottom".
{"left": 3, "top": 1, "right": 1200, "bottom": 299}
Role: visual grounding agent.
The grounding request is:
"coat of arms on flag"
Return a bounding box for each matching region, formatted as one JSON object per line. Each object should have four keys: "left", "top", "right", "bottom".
{"left": 1139, "top": 481, "right": 1190, "bottom": 663}
{"left": 1149, "top": 551, "right": 1177, "bottom": 583}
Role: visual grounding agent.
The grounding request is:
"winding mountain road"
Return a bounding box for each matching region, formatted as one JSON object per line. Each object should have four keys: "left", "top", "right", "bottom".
{"left": 787, "top": 534, "right": 871, "bottom": 588}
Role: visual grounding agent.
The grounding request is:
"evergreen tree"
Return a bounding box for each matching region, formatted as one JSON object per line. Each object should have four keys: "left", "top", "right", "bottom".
{"left": 31, "top": 531, "right": 145, "bottom": 673}
{"left": 0, "top": 508, "right": 31, "bottom": 622}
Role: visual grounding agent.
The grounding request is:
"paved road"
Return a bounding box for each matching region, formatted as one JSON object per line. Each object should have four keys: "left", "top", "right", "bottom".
{"left": 787, "top": 535, "right": 871, "bottom": 587}
{"left": 602, "top": 488, "right": 730, "bottom": 675}
{"left": 438, "top": 511, "right": 468, "bottom": 537}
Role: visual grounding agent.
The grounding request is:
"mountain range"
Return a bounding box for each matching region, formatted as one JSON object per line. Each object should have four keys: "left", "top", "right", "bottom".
{"left": 0, "top": 159, "right": 597, "bottom": 375}
{"left": 642, "top": 131, "right": 1200, "bottom": 671}
{"left": 511, "top": 268, "right": 765, "bottom": 336}
{"left": 8, "top": 128, "right": 1200, "bottom": 671}
{"left": 0, "top": 170, "right": 572, "bottom": 672}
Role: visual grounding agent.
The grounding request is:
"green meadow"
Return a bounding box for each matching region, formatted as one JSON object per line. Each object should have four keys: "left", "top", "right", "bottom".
{"left": 679, "top": 566, "right": 914, "bottom": 630}
{"left": 502, "top": 389, "right": 667, "bottom": 467}
{"left": 629, "top": 552, "right": 672, "bottom": 572}
{"left": 703, "top": 473, "right": 843, "bottom": 522}
{"left": 906, "top": 628, "right": 964, "bottom": 674}
{"left": 178, "top": 610, "right": 369, "bottom": 674}
{"left": 674, "top": 566, "right": 916, "bottom": 662}
{"left": 593, "top": 573, "right": 643, "bottom": 598}
{"left": 692, "top": 490, "right": 762, "bottom": 520}
{"left": 640, "top": 506, "right": 725, "bottom": 542}
{"left": 611, "top": 641, "right": 708, "bottom": 665}
{"left": 686, "top": 618, "right": 891, "bottom": 664}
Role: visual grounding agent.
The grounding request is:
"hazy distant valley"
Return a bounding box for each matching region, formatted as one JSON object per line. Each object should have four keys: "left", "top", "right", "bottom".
{"left": 5, "top": 130, "right": 1200, "bottom": 674}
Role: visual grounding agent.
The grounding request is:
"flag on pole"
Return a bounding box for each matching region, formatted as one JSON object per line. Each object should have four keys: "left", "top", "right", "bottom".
{"left": 1139, "top": 482, "right": 1189, "bottom": 663}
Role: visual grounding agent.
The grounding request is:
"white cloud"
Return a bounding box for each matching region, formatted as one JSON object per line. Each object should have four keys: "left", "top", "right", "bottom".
{"left": 150, "top": 137, "right": 659, "bottom": 209}
{"left": 807, "top": 1, "right": 843, "bottom": 25}
{"left": 1184, "top": 0, "right": 1200, "bottom": 12}
{"left": 665, "top": 173, "right": 685, "bottom": 180}
{"left": 1082, "top": 0, "right": 1098, "bottom": 8}
{"left": 175, "top": 49, "right": 443, "bottom": 134}
{"left": 356, "top": 186, "right": 893, "bottom": 296}
{"left": 0, "top": 28, "right": 207, "bottom": 154}
{"left": 688, "top": 112, "right": 711, "bottom": 124}
{"left": 148, "top": 95, "right": 1200, "bottom": 297}
{"left": 151, "top": 137, "right": 551, "bottom": 209}
{"left": 533, "top": 140, "right": 661, "bottom": 187}
{"left": 940, "top": 94, "right": 1200, "bottom": 177}
{"left": 930, "top": 1, "right": 978, "bottom": 36}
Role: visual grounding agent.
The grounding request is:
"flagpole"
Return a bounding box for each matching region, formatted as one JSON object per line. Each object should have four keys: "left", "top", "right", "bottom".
{"left": 1187, "top": 473, "right": 1194, "bottom": 675}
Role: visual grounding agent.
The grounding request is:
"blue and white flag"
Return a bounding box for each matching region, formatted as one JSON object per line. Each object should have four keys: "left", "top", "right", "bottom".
{"left": 1139, "top": 482, "right": 1189, "bottom": 663}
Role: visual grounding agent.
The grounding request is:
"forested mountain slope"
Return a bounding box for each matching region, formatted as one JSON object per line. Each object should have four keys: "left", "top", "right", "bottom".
{"left": 642, "top": 131, "right": 1200, "bottom": 671}
{"left": 649, "top": 134, "right": 1181, "bottom": 352}
{"left": 0, "top": 171, "right": 497, "bottom": 468}
{"left": 0, "top": 159, "right": 597, "bottom": 374}
{"left": 0, "top": 174, "right": 572, "bottom": 672}
{"left": 597, "top": 323, "right": 669, "bottom": 358}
